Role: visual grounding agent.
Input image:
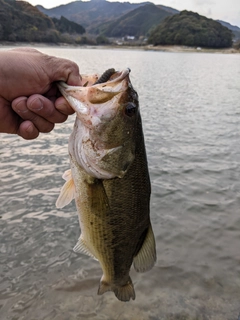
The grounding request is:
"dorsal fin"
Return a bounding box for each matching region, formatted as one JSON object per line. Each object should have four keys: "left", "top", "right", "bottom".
{"left": 133, "top": 224, "right": 156, "bottom": 273}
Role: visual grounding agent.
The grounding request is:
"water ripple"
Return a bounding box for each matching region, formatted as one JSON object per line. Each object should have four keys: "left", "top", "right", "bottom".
{"left": 0, "top": 47, "right": 240, "bottom": 319}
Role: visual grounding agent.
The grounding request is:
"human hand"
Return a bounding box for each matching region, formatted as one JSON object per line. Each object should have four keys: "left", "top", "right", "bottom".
{"left": 0, "top": 48, "right": 82, "bottom": 139}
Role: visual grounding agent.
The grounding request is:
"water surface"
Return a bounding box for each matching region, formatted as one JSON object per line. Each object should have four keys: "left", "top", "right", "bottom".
{"left": 1, "top": 47, "right": 240, "bottom": 320}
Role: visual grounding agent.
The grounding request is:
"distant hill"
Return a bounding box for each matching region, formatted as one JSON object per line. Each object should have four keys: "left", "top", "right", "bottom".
{"left": 36, "top": 0, "right": 148, "bottom": 31}
{"left": 0, "top": 0, "right": 85, "bottom": 43}
{"left": 0, "top": 0, "right": 54, "bottom": 41}
{"left": 217, "top": 20, "right": 240, "bottom": 32}
{"left": 1, "top": 0, "right": 238, "bottom": 47}
{"left": 52, "top": 16, "right": 85, "bottom": 35}
{"left": 90, "top": 3, "right": 174, "bottom": 37}
{"left": 148, "top": 10, "right": 233, "bottom": 48}
{"left": 37, "top": 0, "right": 239, "bottom": 41}
{"left": 217, "top": 20, "right": 240, "bottom": 41}
{"left": 156, "top": 4, "right": 179, "bottom": 15}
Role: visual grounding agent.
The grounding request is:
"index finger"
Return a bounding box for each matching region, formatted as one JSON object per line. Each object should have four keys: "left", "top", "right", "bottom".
{"left": 47, "top": 56, "right": 82, "bottom": 86}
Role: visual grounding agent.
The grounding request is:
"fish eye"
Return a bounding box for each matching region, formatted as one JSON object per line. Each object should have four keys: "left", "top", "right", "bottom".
{"left": 125, "top": 103, "right": 137, "bottom": 117}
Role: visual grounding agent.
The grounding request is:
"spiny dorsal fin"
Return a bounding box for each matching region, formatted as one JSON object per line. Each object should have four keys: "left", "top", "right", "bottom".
{"left": 133, "top": 224, "right": 156, "bottom": 273}
{"left": 56, "top": 169, "right": 75, "bottom": 208}
{"left": 73, "top": 237, "right": 97, "bottom": 260}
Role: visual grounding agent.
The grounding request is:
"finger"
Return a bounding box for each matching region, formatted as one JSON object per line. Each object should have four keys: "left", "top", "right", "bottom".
{"left": 12, "top": 96, "right": 54, "bottom": 133}
{"left": 55, "top": 96, "right": 75, "bottom": 116}
{"left": 27, "top": 95, "right": 68, "bottom": 123}
{"left": 44, "top": 83, "right": 59, "bottom": 100}
{"left": 67, "top": 69, "right": 82, "bottom": 86}
{"left": 18, "top": 120, "right": 39, "bottom": 140}
{"left": 0, "top": 97, "right": 19, "bottom": 134}
{"left": 10, "top": 47, "right": 40, "bottom": 54}
{"left": 48, "top": 57, "right": 82, "bottom": 86}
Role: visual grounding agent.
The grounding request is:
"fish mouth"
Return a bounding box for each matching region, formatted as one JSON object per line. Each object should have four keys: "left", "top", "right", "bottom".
{"left": 57, "top": 68, "right": 131, "bottom": 116}
{"left": 93, "top": 68, "right": 131, "bottom": 85}
{"left": 58, "top": 68, "right": 130, "bottom": 91}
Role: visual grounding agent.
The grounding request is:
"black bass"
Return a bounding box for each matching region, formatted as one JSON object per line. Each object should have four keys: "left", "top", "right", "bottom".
{"left": 56, "top": 68, "right": 156, "bottom": 301}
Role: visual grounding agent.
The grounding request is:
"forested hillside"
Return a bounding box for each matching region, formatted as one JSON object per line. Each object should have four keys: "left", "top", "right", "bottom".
{"left": 52, "top": 16, "right": 85, "bottom": 35}
{"left": 91, "top": 3, "right": 174, "bottom": 37}
{"left": 217, "top": 20, "right": 240, "bottom": 41}
{"left": 0, "top": 0, "right": 237, "bottom": 48}
{"left": 0, "top": 0, "right": 85, "bottom": 43}
{"left": 37, "top": 0, "right": 146, "bottom": 31}
{"left": 148, "top": 10, "right": 233, "bottom": 48}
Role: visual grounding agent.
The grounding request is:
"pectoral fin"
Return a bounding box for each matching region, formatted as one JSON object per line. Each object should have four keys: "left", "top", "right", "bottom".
{"left": 133, "top": 224, "right": 156, "bottom": 273}
{"left": 56, "top": 169, "right": 75, "bottom": 208}
{"left": 62, "top": 169, "right": 72, "bottom": 181}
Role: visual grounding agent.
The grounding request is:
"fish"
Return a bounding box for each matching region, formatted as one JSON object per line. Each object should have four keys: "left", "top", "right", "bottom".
{"left": 56, "top": 68, "right": 156, "bottom": 302}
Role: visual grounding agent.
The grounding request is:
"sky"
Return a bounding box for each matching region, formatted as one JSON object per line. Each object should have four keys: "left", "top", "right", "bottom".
{"left": 27, "top": 0, "right": 240, "bottom": 27}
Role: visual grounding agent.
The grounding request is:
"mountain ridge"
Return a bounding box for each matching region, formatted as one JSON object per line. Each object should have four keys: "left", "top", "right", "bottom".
{"left": 148, "top": 10, "right": 233, "bottom": 48}
{"left": 88, "top": 3, "right": 175, "bottom": 36}
{"left": 1, "top": 0, "right": 239, "bottom": 46}
{"left": 36, "top": 1, "right": 149, "bottom": 29}
{"left": 0, "top": 0, "right": 85, "bottom": 43}
{"left": 36, "top": 0, "right": 240, "bottom": 35}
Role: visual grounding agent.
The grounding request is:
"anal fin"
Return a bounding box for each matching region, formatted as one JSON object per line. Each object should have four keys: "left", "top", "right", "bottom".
{"left": 73, "top": 237, "right": 97, "bottom": 260}
{"left": 97, "top": 281, "right": 111, "bottom": 295}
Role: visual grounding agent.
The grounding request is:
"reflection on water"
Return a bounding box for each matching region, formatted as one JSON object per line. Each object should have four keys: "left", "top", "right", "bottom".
{"left": 0, "top": 47, "right": 240, "bottom": 320}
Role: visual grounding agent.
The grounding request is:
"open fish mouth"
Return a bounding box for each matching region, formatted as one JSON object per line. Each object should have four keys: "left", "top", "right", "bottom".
{"left": 93, "top": 68, "right": 117, "bottom": 85}
{"left": 57, "top": 68, "right": 131, "bottom": 119}
{"left": 92, "top": 68, "right": 131, "bottom": 85}
{"left": 58, "top": 68, "right": 131, "bottom": 92}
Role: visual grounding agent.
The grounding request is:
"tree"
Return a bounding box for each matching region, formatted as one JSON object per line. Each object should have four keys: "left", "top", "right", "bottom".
{"left": 148, "top": 10, "right": 233, "bottom": 48}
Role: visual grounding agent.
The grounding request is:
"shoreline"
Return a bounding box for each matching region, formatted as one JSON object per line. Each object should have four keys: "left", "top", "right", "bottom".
{"left": 143, "top": 44, "right": 240, "bottom": 54}
{"left": 0, "top": 42, "right": 239, "bottom": 54}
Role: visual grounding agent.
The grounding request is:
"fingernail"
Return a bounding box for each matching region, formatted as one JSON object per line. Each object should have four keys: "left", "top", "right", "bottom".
{"left": 15, "top": 98, "right": 28, "bottom": 113}
{"left": 30, "top": 98, "right": 43, "bottom": 111}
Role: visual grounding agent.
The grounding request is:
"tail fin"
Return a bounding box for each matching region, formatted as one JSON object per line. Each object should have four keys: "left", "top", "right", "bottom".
{"left": 98, "top": 277, "right": 135, "bottom": 302}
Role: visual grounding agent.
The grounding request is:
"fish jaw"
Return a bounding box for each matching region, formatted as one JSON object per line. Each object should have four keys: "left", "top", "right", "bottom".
{"left": 57, "top": 69, "right": 130, "bottom": 124}
{"left": 57, "top": 69, "right": 139, "bottom": 179}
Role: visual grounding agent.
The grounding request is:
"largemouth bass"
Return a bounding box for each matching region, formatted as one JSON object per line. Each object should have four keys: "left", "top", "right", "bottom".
{"left": 56, "top": 68, "right": 156, "bottom": 301}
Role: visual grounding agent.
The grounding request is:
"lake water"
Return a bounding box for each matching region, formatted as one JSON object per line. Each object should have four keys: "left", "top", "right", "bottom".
{"left": 0, "top": 46, "right": 240, "bottom": 320}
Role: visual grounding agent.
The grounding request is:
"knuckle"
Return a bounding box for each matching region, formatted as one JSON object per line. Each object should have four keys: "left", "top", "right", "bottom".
{"left": 28, "top": 113, "right": 39, "bottom": 123}
{"left": 40, "top": 122, "right": 54, "bottom": 133}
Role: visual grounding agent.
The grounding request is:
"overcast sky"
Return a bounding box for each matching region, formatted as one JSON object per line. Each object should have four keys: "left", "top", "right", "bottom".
{"left": 28, "top": 0, "right": 240, "bottom": 27}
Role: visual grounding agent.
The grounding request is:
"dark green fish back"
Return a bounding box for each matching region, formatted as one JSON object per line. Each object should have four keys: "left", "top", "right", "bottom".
{"left": 102, "top": 112, "right": 151, "bottom": 282}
